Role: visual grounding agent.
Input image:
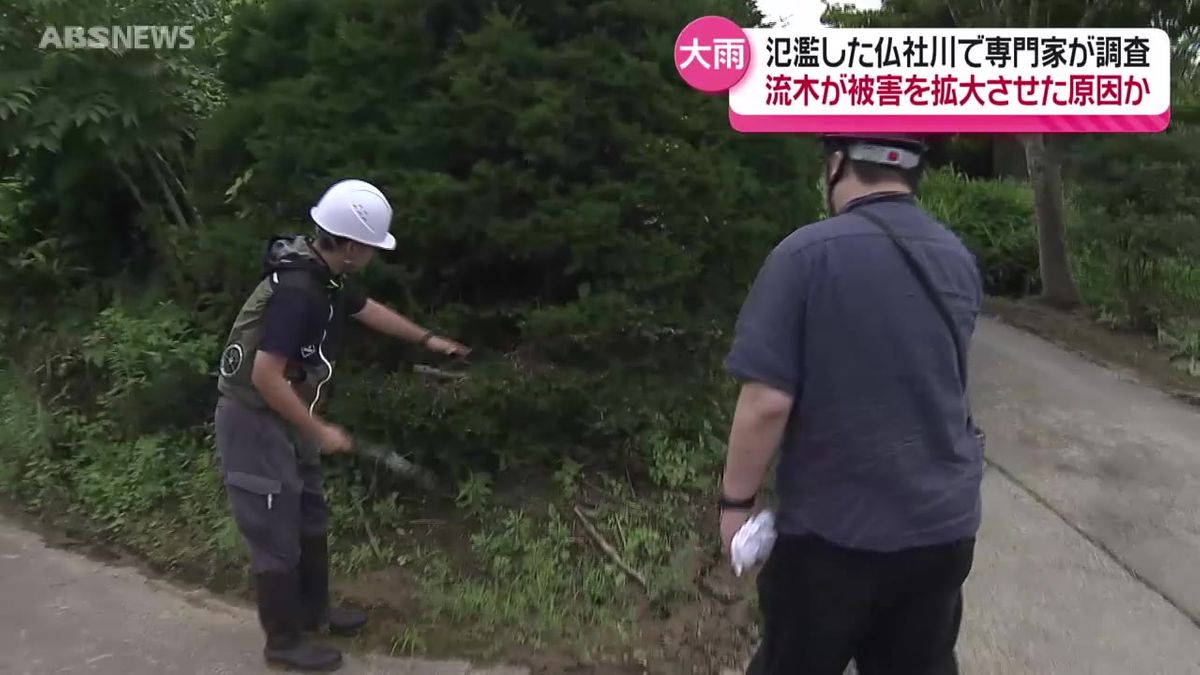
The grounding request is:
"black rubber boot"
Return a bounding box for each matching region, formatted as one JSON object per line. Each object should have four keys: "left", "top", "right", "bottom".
{"left": 299, "top": 534, "right": 368, "bottom": 636}
{"left": 257, "top": 570, "right": 344, "bottom": 672}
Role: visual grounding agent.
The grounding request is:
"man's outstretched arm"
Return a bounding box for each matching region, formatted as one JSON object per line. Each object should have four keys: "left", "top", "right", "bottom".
{"left": 353, "top": 299, "right": 471, "bottom": 356}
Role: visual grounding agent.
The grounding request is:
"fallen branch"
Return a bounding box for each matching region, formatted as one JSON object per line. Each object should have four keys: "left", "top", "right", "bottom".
{"left": 572, "top": 505, "right": 648, "bottom": 591}
{"left": 154, "top": 148, "right": 204, "bottom": 228}
{"left": 413, "top": 364, "right": 467, "bottom": 381}
{"left": 141, "top": 143, "right": 189, "bottom": 230}
{"left": 352, "top": 440, "right": 440, "bottom": 492}
{"left": 110, "top": 159, "right": 151, "bottom": 213}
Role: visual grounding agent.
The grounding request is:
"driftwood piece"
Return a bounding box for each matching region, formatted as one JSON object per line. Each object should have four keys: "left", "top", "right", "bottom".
{"left": 352, "top": 441, "right": 439, "bottom": 492}
{"left": 571, "top": 505, "right": 648, "bottom": 590}
{"left": 413, "top": 364, "right": 467, "bottom": 381}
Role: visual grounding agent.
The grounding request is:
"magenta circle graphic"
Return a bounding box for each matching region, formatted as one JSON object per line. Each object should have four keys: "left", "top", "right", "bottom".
{"left": 674, "top": 16, "right": 751, "bottom": 94}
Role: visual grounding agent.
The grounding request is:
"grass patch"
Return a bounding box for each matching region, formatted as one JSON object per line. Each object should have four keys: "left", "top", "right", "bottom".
{"left": 0, "top": 302, "right": 750, "bottom": 671}
{"left": 411, "top": 473, "right": 707, "bottom": 656}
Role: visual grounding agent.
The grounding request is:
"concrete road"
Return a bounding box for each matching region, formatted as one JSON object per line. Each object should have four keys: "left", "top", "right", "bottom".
{"left": 5, "top": 316, "right": 1200, "bottom": 674}
{"left": 960, "top": 469, "right": 1200, "bottom": 674}
{"left": 972, "top": 317, "right": 1200, "bottom": 625}
{"left": 0, "top": 520, "right": 527, "bottom": 675}
{"left": 960, "top": 317, "right": 1200, "bottom": 673}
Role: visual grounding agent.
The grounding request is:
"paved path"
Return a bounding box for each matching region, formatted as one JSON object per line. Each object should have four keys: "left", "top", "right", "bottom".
{"left": 4, "top": 316, "right": 1200, "bottom": 674}
{"left": 972, "top": 318, "right": 1200, "bottom": 624}
{"left": 959, "top": 317, "right": 1200, "bottom": 674}
{"left": 0, "top": 519, "right": 527, "bottom": 675}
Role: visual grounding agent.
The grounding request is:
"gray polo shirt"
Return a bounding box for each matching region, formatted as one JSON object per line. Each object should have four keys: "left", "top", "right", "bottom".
{"left": 725, "top": 192, "right": 984, "bottom": 552}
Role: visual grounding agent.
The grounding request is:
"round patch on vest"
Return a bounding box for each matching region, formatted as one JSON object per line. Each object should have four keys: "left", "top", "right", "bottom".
{"left": 220, "top": 343, "right": 244, "bottom": 378}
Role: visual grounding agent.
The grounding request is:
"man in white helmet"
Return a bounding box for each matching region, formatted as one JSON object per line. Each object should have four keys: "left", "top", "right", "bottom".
{"left": 214, "top": 179, "right": 470, "bottom": 671}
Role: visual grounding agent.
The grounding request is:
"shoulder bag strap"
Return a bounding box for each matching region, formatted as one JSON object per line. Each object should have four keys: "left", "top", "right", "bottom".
{"left": 853, "top": 208, "right": 968, "bottom": 393}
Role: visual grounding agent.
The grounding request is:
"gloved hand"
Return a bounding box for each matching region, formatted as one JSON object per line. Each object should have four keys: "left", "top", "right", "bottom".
{"left": 730, "top": 510, "right": 777, "bottom": 577}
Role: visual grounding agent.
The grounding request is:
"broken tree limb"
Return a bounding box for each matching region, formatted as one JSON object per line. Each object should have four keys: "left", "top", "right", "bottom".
{"left": 572, "top": 505, "right": 648, "bottom": 591}
{"left": 352, "top": 440, "right": 440, "bottom": 492}
{"left": 154, "top": 148, "right": 204, "bottom": 228}
{"left": 413, "top": 364, "right": 467, "bottom": 381}
{"left": 111, "top": 159, "right": 152, "bottom": 213}
{"left": 141, "top": 143, "right": 189, "bottom": 230}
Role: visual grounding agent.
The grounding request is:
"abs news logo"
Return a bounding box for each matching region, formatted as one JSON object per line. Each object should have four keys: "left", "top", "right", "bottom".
{"left": 39, "top": 25, "right": 195, "bottom": 50}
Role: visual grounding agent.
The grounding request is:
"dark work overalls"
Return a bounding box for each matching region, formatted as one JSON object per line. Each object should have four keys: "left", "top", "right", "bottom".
{"left": 213, "top": 235, "right": 366, "bottom": 671}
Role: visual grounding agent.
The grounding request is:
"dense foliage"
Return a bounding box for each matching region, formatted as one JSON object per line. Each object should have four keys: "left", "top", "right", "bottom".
{"left": 1069, "top": 129, "right": 1200, "bottom": 330}
{"left": 0, "top": 0, "right": 818, "bottom": 653}
{"left": 920, "top": 168, "right": 1040, "bottom": 297}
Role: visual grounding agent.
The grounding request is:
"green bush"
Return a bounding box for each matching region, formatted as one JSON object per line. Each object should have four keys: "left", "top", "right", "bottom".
{"left": 31, "top": 302, "right": 220, "bottom": 433}
{"left": 194, "top": 0, "right": 817, "bottom": 340}
{"left": 1070, "top": 130, "right": 1200, "bottom": 331}
{"left": 188, "top": 0, "right": 814, "bottom": 475}
{"left": 919, "top": 166, "right": 1039, "bottom": 297}
{"left": 0, "top": 0, "right": 230, "bottom": 302}
{"left": 0, "top": 300, "right": 236, "bottom": 574}
{"left": 642, "top": 413, "right": 726, "bottom": 492}
{"left": 0, "top": 360, "right": 237, "bottom": 574}
{"left": 1074, "top": 234, "right": 1200, "bottom": 331}
{"left": 0, "top": 1, "right": 798, "bottom": 657}
{"left": 327, "top": 350, "right": 732, "bottom": 478}
{"left": 0, "top": 364, "right": 54, "bottom": 495}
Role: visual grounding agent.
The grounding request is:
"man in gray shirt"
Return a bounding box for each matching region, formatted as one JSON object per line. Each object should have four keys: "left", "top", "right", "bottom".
{"left": 718, "top": 133, "right": 984, "bottom": 675}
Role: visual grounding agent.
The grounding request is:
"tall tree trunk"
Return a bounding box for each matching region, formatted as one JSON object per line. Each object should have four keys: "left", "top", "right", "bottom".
{"left": 1023, "top": 133, "right": 1082, "bottom": 309}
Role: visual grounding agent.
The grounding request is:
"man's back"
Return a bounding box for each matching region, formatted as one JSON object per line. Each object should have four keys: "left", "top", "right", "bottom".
{"left": 725, "top": 192, "right": 984, "bottom": 552}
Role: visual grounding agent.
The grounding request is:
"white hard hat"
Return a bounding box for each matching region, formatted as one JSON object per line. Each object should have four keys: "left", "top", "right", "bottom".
{"left": 309, "top": 179, "right": 396, "bottom": 250}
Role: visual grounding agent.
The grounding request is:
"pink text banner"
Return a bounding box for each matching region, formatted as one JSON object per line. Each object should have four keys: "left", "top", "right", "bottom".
{"left": 673, "top": 20, "right": 1172, "bottom": 133}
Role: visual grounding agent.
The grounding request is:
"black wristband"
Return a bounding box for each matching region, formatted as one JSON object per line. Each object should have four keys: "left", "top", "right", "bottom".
{"left": 718, "top": 493, "right": 757, "bottom": 511}
{"left": 419, "top": 330, "right": 435, "bottom": 346}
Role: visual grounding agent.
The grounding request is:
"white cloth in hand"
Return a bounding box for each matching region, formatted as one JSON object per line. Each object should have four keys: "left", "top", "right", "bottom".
{"left": 731, "top": 510, "right": 777, "bottom": 577}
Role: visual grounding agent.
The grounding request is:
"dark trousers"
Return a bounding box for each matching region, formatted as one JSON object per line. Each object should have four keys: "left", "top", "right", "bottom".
{"left": 748, "top": 533, "right": 975, "bottom": 675}
{"left": 214, "top": 397, "right": 329, "bottom": 574}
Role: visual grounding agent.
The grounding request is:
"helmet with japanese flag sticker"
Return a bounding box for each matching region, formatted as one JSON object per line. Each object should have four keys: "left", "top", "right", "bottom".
{"left": 818, "top": 133, "right": 928, "bottom": 215}
{"left": 818, "top": 133, "right": 926, "bottom": 170}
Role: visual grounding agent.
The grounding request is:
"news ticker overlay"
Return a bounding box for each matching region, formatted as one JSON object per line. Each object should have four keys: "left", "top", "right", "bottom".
{"left": 673, "top": 17, "right": 1171, "bottom": 134}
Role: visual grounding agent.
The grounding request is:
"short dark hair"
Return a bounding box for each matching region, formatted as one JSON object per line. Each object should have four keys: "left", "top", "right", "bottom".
{"left": 823, "top": 140, "right": 922, "bottom": 191}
